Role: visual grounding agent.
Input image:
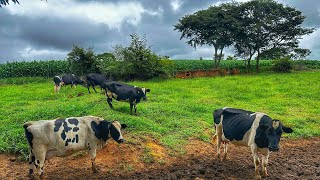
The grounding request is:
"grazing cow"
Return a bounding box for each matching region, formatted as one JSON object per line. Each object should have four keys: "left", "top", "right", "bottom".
{"left": 86, "top": 73, "right": 110, "bottom": 94}
{"left": 53, "top": 74, "right": 85, "bottom": 93}
{"left": 102, "top": 81, "right": 150, "bottom": 115}
{"left": 23, "top": 116, "right": 127, "bottom": 179}
{"left": 212, "top": 107, "right": 293, "bottom": 179}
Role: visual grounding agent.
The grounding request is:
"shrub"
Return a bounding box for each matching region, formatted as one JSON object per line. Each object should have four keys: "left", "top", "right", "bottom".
{"left": 98, "top": 34, "right": 171, "bottom": 80}
{"left": 273, "top": 57, "right": 293, "bottom": 73}
{"left": 67, "top": 45, "right": 99, "bottom": 76}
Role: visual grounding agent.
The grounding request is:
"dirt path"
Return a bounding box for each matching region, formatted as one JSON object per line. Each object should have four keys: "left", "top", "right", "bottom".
{"left": 1, "top": 138, "right": 319, "bottom": 180}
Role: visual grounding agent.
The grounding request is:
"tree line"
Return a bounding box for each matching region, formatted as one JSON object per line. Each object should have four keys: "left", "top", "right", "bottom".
{"left": 174, "top": 0, "right": 315, "bottom": 72}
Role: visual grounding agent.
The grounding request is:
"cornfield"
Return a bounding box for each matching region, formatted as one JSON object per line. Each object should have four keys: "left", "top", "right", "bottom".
{"left": 0, "top": 59, "right": 319, "bottom": 78}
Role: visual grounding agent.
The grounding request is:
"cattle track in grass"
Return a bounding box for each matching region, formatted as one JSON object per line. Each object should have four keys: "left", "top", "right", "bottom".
{"left": 1, "top": 137, "right": 319, "bottom": 179}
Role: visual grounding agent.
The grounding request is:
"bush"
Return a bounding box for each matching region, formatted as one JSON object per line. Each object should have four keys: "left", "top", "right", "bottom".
{"left": 98, "top": 34, "right": 171, "bottom": 80}
{"left": 273, "top": 58, "right": 293, "bottom": 73}
{"left": 67, "top": 45, "right": 99, "bottom": 76}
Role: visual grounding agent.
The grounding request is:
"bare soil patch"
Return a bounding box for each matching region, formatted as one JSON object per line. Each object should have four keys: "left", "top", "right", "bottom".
{"left": 0, "top": 138, "right": 319, "bottom": 180}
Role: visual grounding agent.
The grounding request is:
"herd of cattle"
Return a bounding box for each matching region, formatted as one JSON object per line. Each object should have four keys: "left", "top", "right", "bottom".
{"left": 23, "top": 73, "right": 293, "bottom": 180}
{"left": 53, "top": 73, "right": 150, "bottom": 115}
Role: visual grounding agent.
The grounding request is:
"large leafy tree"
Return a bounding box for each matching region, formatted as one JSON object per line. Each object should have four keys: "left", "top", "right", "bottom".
{"left": 67, "top": 45, "right": 98, "bottom": 76}
{"left": 174, "top": 3, "right": 239, "bottom": 68}
{"left": 234, "top": 0, "right": 315, "bottom": 72}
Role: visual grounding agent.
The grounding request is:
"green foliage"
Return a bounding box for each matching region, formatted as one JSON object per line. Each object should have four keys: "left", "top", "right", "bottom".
{"left": 0, "top": 71, "right": 319, "bottom": 156}
{"left": 67, "top": 45, "right": 98, "bottom": 76}
{"left": 0, "top": 60, "right": 70, "bottom": 78}
{"left": 273, "top": 58, "right": 293, "bottom": 73}
{"left": 174, "top": 2, "right": 239, "bottom": 67}
{"left": 98, "top": 34, "right": 171, "bottom": 80}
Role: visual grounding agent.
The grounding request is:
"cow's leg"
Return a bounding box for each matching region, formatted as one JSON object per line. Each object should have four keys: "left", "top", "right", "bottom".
{"left": 251, "top": 145, "right": 261, "bottom": 179}
{"left": 130, "top": 103, "right": 133, "bottom": 115}
{"left": 89, "top": 146, "right": 99, "bottom": 173}
{"left": 33, "top": 147, "right": 47, "bottom": 180}
{"left": 261, "top": 152, "right": 269, "bottom": 177}
{"left": 28, "top": 151, "right": 35, "bottom": 178}
{"left": 107, "top": 97, "right": 113, "bottom": 109}
{"left": 92, "top": 85, "right": 98, "bottom": 93}
{"left": 134, "top": 104, "right": 137, "bottom": 115}
{"left": 222, "top": 142, "right": 229, "bottom": 160}
{"left": 214, "top": 124, "right": 223, "bottom": 160}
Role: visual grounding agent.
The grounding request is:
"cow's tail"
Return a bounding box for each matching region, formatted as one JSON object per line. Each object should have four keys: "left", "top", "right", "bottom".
{"left": 23, "top": 122, "right": 34, "bottom": 148}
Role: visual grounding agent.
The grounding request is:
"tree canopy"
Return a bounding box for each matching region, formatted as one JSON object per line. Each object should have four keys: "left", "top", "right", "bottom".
{"left": 174, "top": 2, "right": 239, "bottom": 68}
{"left": 175, "top": 0, "right": 315, "bottom": 72}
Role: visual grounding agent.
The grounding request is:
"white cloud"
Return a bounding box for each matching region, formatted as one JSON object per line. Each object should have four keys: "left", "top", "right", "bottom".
{"left": 300, "top": 29, "right": 320, "bottom": 48}
{"left": 19, "top": 46, "right": 67, "bottom": 59}
{"left": 4, "top": 0, "right": 162, "bottom": 30}
{"left": 171, "top": 0, "right": 183, "bottom": 12}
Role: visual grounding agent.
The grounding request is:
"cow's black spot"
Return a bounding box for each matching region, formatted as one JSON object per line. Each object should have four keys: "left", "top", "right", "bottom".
{"left": 24, "top": 126, "right": 34, "bottom": 149}
{"left": 75, "top": 134, "right": 79, "bottom": 143}
{"left": 73, "top": 127, "right": 79, "bottom": 132}
{"left": 72, "top": 137, "right": 75, "bottom": 143}
{"left": 110, "top": 124, "right": 121, "bottom": 142}
{"left": 255, "top": 115, "right": 273, "bottom": 148}
{"left": 54, "top": 119, "right": 65, "bottom": 132}
{"left": 63, "top": 121, "right": 72, "bottom": 132}
{"left": 65, "top": 138, "right": 72, "bottom": 146}
{"left": 222, "top": 112, "right": 256, "bottom": 141}
{"left": 29, "top": 154, "right": 35, "bottom": 165}
{"left": 68, "top": 118, "right": 79, "bottom": 126}
{"left": 61, "top": 131, "right": 66, "bottom": 140}
{"left": 37, "top": 160, "right": 40, "bottom": 164}
{"left": 91, "top": 120, "right": 110, "bottom": 141}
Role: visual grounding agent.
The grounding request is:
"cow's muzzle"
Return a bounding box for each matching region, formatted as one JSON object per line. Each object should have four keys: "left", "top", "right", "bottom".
{"left": 269, "top": 146, "right": 279, "bottom": 152}
{"left": 118, "top": 139, "right": 125, "bottom": 144}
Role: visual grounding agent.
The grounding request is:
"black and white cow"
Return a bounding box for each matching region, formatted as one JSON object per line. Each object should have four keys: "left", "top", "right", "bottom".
{"left": 85, "top": 73, "right": 110, "bottom": 94}
{"left": 102, "top": 81, "right": 150, "bottom": 115}
{"left": 53, "top": 74, "right": 86, "bottom": 93}
{"left": 212, "top": 107, "right": 293, "bottom": 179}
{"left": 23, "top": 116, "right": 127, "bottom": 180}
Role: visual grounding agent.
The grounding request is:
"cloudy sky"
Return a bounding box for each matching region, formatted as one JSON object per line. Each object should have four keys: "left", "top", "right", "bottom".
{"left": 1, "top": 0, "right": 319, "bottom": 63}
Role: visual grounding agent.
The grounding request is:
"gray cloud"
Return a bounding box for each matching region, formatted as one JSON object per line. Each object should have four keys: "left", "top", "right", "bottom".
{"left": 0, "top": 0, "right": 319, "bottom": 63}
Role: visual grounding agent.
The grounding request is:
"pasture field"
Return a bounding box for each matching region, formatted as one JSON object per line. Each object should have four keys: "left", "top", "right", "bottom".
{"left": 0, "top": 71, "right": 319, "bottom": 158}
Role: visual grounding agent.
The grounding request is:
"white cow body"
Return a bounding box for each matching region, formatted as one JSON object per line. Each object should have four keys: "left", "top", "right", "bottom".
{"left": 24, "top": 116, "right": 126, "bottom": 180}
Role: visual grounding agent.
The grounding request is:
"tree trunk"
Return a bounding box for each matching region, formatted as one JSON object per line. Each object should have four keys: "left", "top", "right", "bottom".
{"left": 213, "top": 47, "right": 218, "bottom": 69}
{"left": 256, "top": 49, "right": 260, "bottom": 73}
{"left": 217, "top": 48, "right": 224, "bottom": 68}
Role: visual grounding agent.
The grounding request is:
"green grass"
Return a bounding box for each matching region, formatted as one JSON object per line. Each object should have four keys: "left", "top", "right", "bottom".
{"left": 0, "top": 71, "right": 320, "bottom": 157}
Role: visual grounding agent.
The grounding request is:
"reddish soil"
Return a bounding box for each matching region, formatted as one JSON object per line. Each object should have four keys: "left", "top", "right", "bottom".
{"left": 1, "top": 138, "right": 319, "bottom": 180}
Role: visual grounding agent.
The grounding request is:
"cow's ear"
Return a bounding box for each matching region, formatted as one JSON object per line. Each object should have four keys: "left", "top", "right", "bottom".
{"left": 258, "top": 124, "right": 268, "bottom": 131}
{"left": 121, "top": 124, "right": 127, "bottom": 129}
{"left": 282, "top": 126, "right": 293, "bottom": 133}
{"left": 146, "top": 89, "right": 150, "bottom": 92}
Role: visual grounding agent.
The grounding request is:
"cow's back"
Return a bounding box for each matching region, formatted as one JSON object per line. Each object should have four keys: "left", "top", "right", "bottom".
{"left": 221, "top": 112, "right": 256, "bottom": 141}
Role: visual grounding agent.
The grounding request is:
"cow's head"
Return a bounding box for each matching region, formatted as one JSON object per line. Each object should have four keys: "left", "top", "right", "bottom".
{"left": 109, "top": 121, "right": 127, "bottom": 143}
{"left": 141, "top": 88, "right": 150, "bottom": 100}
{"left": 256, "top": 120, "right": 293, "bottom": 152}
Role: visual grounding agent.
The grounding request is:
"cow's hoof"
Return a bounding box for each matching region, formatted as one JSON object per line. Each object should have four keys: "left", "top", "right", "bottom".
{"left": 92, "top": 167, "right": 100, "bottom": 174}
{"left": 222, "top": 155, "right": 229, "bottom": 161}
{"left": 215, "top": 154, "right": 221, "bottom": 160}
{"left": 255, "top": 175, "right": 261, "bottom": 180}
{"left": 262, "top": 172, "right": 268, "bottom": 178}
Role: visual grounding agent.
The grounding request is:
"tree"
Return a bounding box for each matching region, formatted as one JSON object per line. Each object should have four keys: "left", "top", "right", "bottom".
{"left": 174, "top": 2, "right": 239, "bottom": 68}
{"left": 98, "top": 34, "right": 170, "bottom": 80}
{"left": 67, "top": 45, "right": 98, "bottom": 76}
{"left": 234, "top": 0, "right": 315, "bottom": 72}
